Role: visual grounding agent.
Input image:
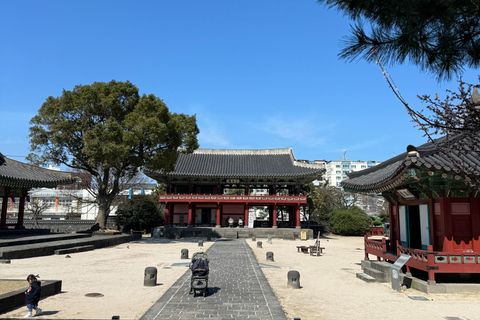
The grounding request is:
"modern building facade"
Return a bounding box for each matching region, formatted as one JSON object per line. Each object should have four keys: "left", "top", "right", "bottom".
{"left": 325, "top": 159, "right": 380, "bottom": 187}
{"left": 144, "top": 148, "right": 324, "bottom": 228}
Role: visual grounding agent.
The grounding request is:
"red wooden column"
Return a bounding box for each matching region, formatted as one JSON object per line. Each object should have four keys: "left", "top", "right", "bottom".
{"left": 17, "top": 194, "right": 27, "bottom": 227}
{"left": 164, "top": 203, "right": 171, "bottom": 226}
{"left": 469, "top": 196, "right": 480, "bottom": 241}
{"left": 170, "top": 203, "right": 175, "bottom": 225}
{"left": 428, "top": 198, "right": 436, "bottom": 250}
{"left": 187, "top": 203, "right": 194, "bottom": 227}
{"left": 216, "top": 203, "right": 221, "bottom": 227}
{"left": 295, "top": 204, "right": 301, "bottom": 228}
{"left": 272, "top": 204, "right": 277, "bottom": 228}
{"left": 244, "top": 204, "right": 249, "bottom": 227}
{"left": 1, "top": 194, "right": 8, "bottom": 227}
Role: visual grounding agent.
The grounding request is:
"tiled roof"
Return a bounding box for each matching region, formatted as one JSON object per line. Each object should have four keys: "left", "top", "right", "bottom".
{"left": 0, "top": 154, "right": 75, "bottom": 189}
{"left": 145, "top": 148, "right": 324, "bottom": 183}
{"left": 341, "top": 134, "right": 480, "bottom": 192}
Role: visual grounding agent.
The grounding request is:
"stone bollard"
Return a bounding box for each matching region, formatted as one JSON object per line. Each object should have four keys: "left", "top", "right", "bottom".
{"left": 287, "top": 270, "right": 301, "bottom": 289}
{"left": 257, "top": 241, "right": 262, "bottom": 248}
{"left": 198, "top": 240, "right": 203, "bottom": 247}
{"left": 181, "top": 248, "right": 189, "bottom": 259}
{"left": 252, "top": 237, "right": 256, "bottom": 242}
{"left": 144, "top": 267, "right": 157, "bottom": 286}
{"left": 266, "top": 251, "right": 274, "bottom": 261}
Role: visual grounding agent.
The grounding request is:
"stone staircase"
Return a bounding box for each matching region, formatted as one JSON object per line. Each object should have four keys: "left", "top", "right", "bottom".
{"left": 356, "top": 259, "right": 393, "bottom": 283}
{"left": 0, "top": 232, "right": 141, "bottom": 259}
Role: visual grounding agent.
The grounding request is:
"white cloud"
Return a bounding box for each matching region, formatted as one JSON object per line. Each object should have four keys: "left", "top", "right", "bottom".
{"left": 255, "top": 115, "right": 334, "bottom": 147}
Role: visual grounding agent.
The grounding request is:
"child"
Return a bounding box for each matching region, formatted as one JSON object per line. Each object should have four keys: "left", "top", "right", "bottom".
{"left": 24, "top": 274, "right": 42, "bottom": 318}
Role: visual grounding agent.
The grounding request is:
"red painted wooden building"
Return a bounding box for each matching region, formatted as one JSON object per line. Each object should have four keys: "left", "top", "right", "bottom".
{"left": 342, "top": 135, "right": 480, "bottom": 284}
{"left": 144, "top": 148, "right": 323, "bottom": 228}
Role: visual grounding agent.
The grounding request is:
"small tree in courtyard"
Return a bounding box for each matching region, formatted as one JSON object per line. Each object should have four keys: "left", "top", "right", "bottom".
{"left": 329, "top": 206, "right": 371, "bottom": 236}
{"left": 115, "top": 198, "right": 164, "bottom": 233}
{"left": 27, "top": 198, "right": 50, "bottom": 228}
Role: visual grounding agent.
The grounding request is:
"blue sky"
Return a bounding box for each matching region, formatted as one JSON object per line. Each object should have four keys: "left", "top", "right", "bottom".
{"left": 1, "top": 0, "right": 479, "bottom": 165}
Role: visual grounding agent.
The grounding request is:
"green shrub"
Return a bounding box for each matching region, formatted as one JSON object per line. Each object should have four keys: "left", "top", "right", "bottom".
{"left": 115, "top": 199, "right": 164, "bottom": 233}
{"left": 329, "top": 207, "right": 371, "bottom": 236}
{"left": 372, "top": 219, "right": 383, "bottom": 226}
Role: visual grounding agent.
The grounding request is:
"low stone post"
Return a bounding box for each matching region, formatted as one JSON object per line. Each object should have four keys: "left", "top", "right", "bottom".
{"left": 266, "top": 251, "right": 274, "bottom": 261}
{"left": 257, "top": 241, "right": 262, "bottom": 248}
{"left": 144, "top": 267, "right": 157, "bottom": 286}
{"left": 287, "top": 270, "right": 300, "bottom": 289}
{"left": 198, "top": 240, "right": 203, "bottom": 247}
{"left": 252, "top": 237, "right": 256, "bottom": 242}
{"left": 181, "top": 248, "right": 189, "bottom": 259}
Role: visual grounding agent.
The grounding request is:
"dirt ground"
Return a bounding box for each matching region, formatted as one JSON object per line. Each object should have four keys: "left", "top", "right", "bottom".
{"left": 2, "top": 235, "right": 480, "bottom": 320}
{"left": 247, "top": 235, "right": 480, "bottom": 320}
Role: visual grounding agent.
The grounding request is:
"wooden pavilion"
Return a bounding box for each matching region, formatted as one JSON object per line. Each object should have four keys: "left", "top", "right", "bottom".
{"left": 0, "top": 153, "right": 74, "bottom": 229}
{"left": 144, "top": 148, "right": 324, "bottom": 228}
{"left": 341, "top": 134, "right": 480, "bottom": 284}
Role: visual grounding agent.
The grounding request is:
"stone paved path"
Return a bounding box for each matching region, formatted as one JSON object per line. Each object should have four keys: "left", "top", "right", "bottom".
{"left": 140, "top": 239, "right": 287, "bottom": 320}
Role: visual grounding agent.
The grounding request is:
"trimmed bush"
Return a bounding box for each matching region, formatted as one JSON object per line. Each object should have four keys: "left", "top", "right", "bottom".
{"left": 115, "top": 199, "right": 164, "bottom": 233}
{"left": 372, "top": 219, "right": 383, "bottom": 226}
{"left": 329, "top": 207, "right": 371, "bottom": 236}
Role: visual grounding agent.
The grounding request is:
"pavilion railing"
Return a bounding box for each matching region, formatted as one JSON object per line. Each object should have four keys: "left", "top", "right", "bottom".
{"left": 364, "top": 236, "right": 480, "bottom": 282}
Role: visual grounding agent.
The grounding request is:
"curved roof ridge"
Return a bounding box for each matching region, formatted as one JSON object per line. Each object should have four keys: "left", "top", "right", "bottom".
{"left": 5, "top": 157, "right": 72, "bottom": 178}
{"left": 189, "top": 147, "right": 293, "bottom": 155}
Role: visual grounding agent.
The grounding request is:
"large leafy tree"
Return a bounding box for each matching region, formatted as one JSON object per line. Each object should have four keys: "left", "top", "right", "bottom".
{"left": 28, "top": 80, "right": 199, "bottom": 229}
{"left": 318, "top": 0, "right": 480, "bottom": 81}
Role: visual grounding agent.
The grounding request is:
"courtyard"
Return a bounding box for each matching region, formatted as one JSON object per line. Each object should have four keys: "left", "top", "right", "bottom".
{"left": 2, "top": 235, "right": 480, "bottom": 320}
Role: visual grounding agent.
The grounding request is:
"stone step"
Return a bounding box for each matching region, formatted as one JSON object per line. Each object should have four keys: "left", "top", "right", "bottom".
{"left": 371, "top": 261, "right": 393, "bottom": 273}
{"left": 0, "top": 233, "right": 92, "bottom": 247}
{"left": 0, "top": 234, "right": 141, "bottom": 259}
{"left": 371, "top": 261, "right": 393, "bottom": 282}
{"left": 54, "top": 245, "right": 94, "bottom": 255}
{"left": 363, "top": 266, "right": 389, "bottom": 282}
{"left": 361, "top": 259, "right": 372, "bottom": 270}
{"left": 356, "top": 272, "right": 376, "bottom": 283}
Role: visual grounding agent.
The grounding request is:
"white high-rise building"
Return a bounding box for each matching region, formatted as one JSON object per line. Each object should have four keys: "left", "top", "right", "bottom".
{"left": 324, "top": 159, "right": 380, "bottom": 187}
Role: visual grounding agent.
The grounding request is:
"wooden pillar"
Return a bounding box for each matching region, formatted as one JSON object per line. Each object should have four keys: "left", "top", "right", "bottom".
{"left": 164, "top": 203, "right": 171, "bottom": 226}
{"left": 244, "top": 204, "right": 249, "bottom": 227}
{"left": 216, "top": 203, "right": 221, "bottom": 227}
{"left": 170, "top": 203, "right": 175, "bottom": 225}
{"left": 295, "top": 204, "right": 301, "bottom": 228}
{"left": 272, "top": 204, "right": 277, "bottom": 228}
{"left": 428, "top": 198, "right": 436, "bottom": 250}
{"left": 288, "top": 206, "right": 293, "bottom": 226}
{"left": 1, "top": 193, "right": 8, "bottom": 226}
{"left": 17, "top": 193, "right": 26, "bottom": 227}
{"left": 188, "top": 203, "right": 194, "bottom": 226}
{"left": 470, "top": 196, "right": 480, "bottom": 239}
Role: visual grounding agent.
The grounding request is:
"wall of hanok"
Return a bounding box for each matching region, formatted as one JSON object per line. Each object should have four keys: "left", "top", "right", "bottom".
{"left": 389, "top": 196, "right": 480, "bottom": 253}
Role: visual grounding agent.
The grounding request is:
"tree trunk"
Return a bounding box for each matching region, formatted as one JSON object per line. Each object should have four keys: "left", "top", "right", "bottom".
{"left": 95, "top": 198, "right": 110, "bottom": 230}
